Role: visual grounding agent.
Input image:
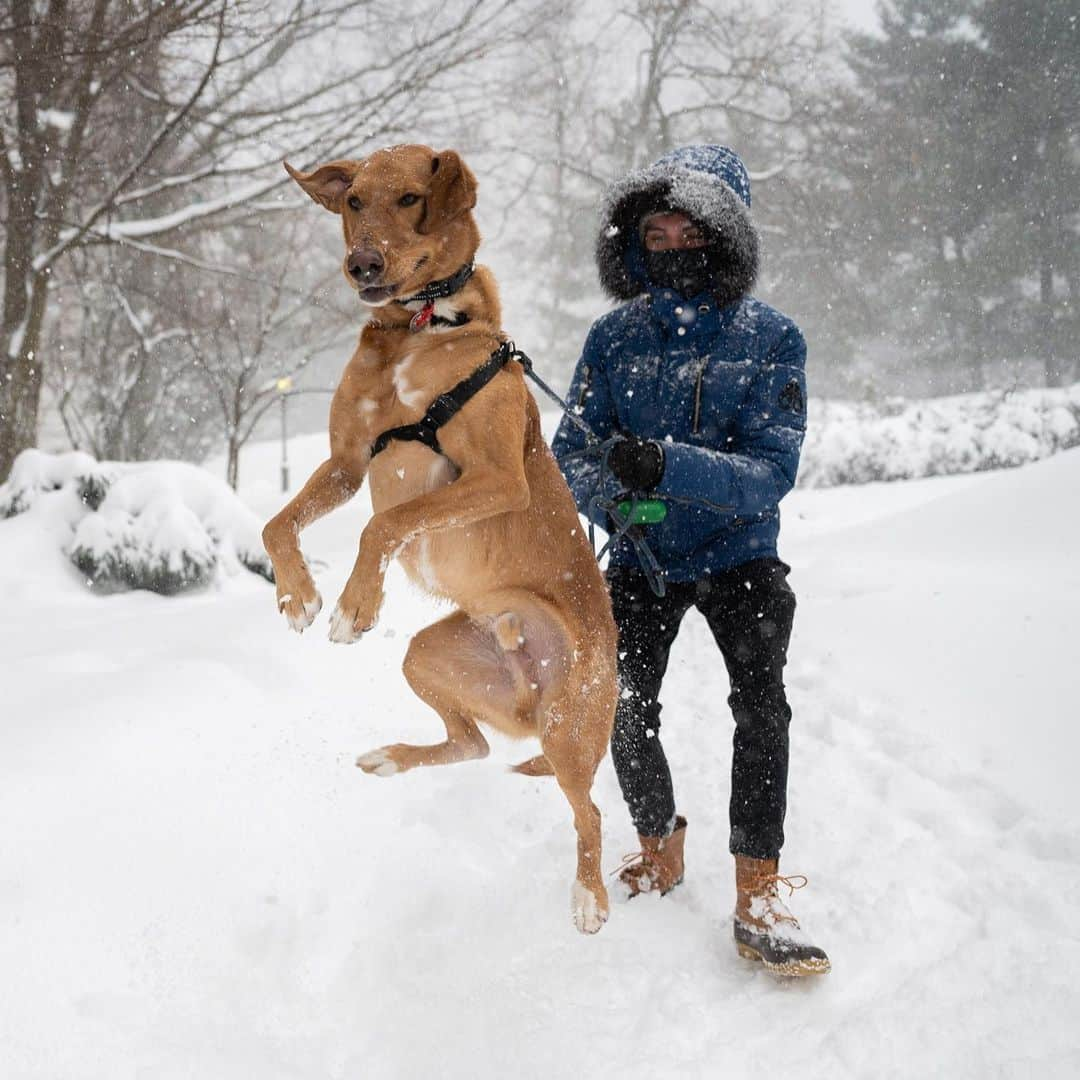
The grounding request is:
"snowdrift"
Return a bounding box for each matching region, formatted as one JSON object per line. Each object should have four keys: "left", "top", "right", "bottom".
{"left": 1, "top": 440, "right": 1077, "bottom": 1078}
{"left": 0, "top": 449, "right": 273, "bottom": 595}
{"left": 800, "top": 381, "right": 1080, "bottom": 487}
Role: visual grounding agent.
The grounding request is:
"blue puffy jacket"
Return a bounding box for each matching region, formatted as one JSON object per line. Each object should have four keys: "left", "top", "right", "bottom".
{"left": 551, "top": 146, "right": 807, "bottom": 581}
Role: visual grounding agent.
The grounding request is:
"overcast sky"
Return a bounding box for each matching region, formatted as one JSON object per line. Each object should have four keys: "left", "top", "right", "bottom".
{"left": 835, "top": 0, "right": 880, "bottom": 32}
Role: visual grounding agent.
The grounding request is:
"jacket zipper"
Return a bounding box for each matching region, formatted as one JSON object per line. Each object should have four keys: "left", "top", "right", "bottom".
{"left": 692, "top": 358, "right": 708, "bottom": 434}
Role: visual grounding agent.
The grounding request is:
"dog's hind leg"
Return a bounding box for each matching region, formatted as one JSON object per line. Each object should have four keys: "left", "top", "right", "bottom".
{"left": 540, "top": 676, "right": 617, "bottom": 934}
{"left": 356, "top": 611, "right": 518, "bottom": 776}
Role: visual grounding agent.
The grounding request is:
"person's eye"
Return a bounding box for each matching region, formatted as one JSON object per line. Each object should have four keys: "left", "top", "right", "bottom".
{"left": 399, "top": 193, "right": 421, "bottom": 207}
{"left": 347, "top": 195, "right": 362, "bottom": 211}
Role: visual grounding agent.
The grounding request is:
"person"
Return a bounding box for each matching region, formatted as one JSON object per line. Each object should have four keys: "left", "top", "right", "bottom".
{"left": 551, "top": 145, "right": 829, "bottom": 976}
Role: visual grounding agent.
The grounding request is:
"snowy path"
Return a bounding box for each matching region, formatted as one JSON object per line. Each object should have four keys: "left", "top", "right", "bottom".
{"left": 1, "top": 437, "right": 1078, "bottom": 1079}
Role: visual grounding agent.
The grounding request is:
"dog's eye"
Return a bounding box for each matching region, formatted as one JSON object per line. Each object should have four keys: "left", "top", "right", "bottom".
{"left": 347, "top": 195, "right": 362, "bottom": 211}
{"left": 398, "top": 193, "right": 420, "bottom": 208}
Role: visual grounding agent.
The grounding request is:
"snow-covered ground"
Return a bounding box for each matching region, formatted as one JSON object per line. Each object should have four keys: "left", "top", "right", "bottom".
{"left": 2, "top": 427, "right": 1078, "bottom": 1079}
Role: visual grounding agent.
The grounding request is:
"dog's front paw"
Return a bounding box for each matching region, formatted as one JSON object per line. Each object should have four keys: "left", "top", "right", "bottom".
{"left": 327, "top": 601, "right": 373, "bottom": 643}
{"left": 328, "top": 582, "right": 381, "bottom": 644}
{"left": 277, "top": 584, "right": 322, "bottom": 634}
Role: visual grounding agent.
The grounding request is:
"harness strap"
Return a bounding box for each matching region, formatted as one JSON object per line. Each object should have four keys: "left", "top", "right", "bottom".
{"left": 370, "top": 339, "right": 514, "bottom": 461}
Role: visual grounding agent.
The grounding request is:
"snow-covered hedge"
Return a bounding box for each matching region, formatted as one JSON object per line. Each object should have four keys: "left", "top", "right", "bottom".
{"left": 799, "top": 382, "right": 1080, "bottom": 488}
{"left": 0, "top": 449, "right": 272, "bottom": 594}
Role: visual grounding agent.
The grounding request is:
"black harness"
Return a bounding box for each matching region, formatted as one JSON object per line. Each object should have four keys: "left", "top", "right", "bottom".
{"left": 370, "top": 339, "right": 517, "bottom": 462}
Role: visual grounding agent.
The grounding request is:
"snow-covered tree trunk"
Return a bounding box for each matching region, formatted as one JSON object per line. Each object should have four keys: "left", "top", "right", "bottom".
{"left": 0, "top": 0, "right": 78, "bottom": 478}
{"left": 0, "top": 273, "right": 48, "bottom": 481}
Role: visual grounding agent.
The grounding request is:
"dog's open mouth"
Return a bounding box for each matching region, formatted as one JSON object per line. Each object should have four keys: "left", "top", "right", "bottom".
{"left": 356, "top": 284, "right": 399, "bottom": 305}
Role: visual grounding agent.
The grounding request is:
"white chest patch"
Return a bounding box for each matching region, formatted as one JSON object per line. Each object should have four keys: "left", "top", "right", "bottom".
{"left": 429, "top": 300, "right": 462, "bottom": 331}
{"left": 392, "top": 354, "right": 428, "bottom": 409}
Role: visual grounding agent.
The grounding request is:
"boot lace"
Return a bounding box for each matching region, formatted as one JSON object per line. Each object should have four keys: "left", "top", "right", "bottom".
{"left": 611, "top": 848, "right": 661, "bottom": 882}
{"left": 763, "top": 873, "right": 808, "bottom": 897}
{"left": 747, "top": 873, "right": 809, "bottom": 929}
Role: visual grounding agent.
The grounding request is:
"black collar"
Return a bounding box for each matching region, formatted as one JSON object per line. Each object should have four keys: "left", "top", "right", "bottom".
{"left": 399, "top": 263, "right": 475, "bottom": 306}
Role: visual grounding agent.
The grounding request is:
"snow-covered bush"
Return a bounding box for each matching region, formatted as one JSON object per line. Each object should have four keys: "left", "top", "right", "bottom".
{"left": 0, "top": 448, "right": 112, "bottom": 519}
{"left": 0, "top": 449, "right": 272, "bottom": 595}
{"left": 800, "top": 382, "right": 1080, "bottom": 488}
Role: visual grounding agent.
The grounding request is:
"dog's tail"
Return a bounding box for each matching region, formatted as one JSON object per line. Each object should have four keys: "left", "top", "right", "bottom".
{"left": 508, "top": 753, "right": 556, "bottom": 777}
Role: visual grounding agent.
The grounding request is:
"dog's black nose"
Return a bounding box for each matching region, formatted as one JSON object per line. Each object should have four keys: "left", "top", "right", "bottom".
{"left": 347, "top": 248, "right": 384, "bottom": 283}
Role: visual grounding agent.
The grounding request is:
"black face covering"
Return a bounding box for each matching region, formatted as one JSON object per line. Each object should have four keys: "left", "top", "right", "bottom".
{"left": 642, "top": 247, "right": 713, "bottom": 299}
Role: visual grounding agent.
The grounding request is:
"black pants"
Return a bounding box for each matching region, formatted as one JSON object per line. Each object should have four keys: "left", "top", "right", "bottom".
{"left": 607, "top": 558, "right": 797, "bottom": 860}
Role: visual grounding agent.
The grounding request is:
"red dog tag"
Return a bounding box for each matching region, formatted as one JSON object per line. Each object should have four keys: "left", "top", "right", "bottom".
{"left": 409, "top": 301, "right": 436, "bottom": 332}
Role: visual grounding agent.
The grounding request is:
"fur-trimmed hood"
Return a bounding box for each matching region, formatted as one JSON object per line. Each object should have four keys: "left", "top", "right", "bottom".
{"left": 595, "top": 145, "right": 759, "bottom": 305}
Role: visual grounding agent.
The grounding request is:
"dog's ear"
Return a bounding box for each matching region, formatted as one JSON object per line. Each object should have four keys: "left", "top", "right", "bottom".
{"left": 284, "top": 159, "right": 358, "bottom": 214}
{"left": 418, "top": 150, "right": 477, "bottom": 234}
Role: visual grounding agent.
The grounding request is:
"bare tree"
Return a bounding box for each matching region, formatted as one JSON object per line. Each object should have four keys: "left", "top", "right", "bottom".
{"left": 589, "top": 0, "right": 829, "bottom": 173}
{"left": 45, "top": 249, "right": 207, "bottom": 462}
{"left": 186, "top": 216, "right": 351, "bottom": 490}
{"left": 471, "top": 0, "right": 836, "bottom": 381}
{"left": 466, "top": 1, "right": 604, "bottom": 371}
{"left": 0, "top": 0, "right": 530, "bottom": 479}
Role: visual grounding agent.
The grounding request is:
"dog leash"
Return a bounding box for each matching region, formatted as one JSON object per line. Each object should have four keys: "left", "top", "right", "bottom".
{"left": 367, "top": 329, "right": 729, "bottom": 598}
{"left": 508, "top": 343, "right": 741, "bottom": 597}
{"left": 507, "top": 343, "right": 688, "bottom": 598}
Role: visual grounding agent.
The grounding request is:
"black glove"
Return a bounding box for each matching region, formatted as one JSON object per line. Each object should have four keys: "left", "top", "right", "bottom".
{"left": 608, "top": 435, "right": 665, "bottom": 491}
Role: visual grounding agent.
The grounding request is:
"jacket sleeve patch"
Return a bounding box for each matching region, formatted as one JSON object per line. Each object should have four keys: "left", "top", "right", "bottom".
{"left": 778, "top": 378, "right": 805, "bottom": 415}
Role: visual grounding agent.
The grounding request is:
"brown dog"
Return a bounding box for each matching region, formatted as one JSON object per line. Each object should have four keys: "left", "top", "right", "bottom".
{"left": 262, "top": 145, "right": 618, "bottom": 932}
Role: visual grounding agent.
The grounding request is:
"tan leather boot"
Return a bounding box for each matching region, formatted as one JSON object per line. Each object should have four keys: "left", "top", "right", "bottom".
{"left": 616, "top": 815, "right": 687, "bottom": 897}
{"left": 733, "top": 854, "right": 830, "bottom": 976}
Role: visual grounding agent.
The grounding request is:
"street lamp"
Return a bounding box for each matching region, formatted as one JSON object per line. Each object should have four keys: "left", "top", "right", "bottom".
{"left": 277, "top": 376, "right": 293, "bottom": 492}
{"left": 265, "top": 378, "right": 335, "bottom": 494}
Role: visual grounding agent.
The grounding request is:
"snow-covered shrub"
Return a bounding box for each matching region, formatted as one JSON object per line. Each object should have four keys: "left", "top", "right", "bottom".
{"left": 69, "top": 493, "right": 220, "bottom": 594}
{"left": 800, "top": 382, "right": 1080, "bottom": 488}
{"left": 0, "top": 450, "right": 273, "bottom": 595}
{"left": 0, "top": 449, "right": 112, "bottom": 518}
